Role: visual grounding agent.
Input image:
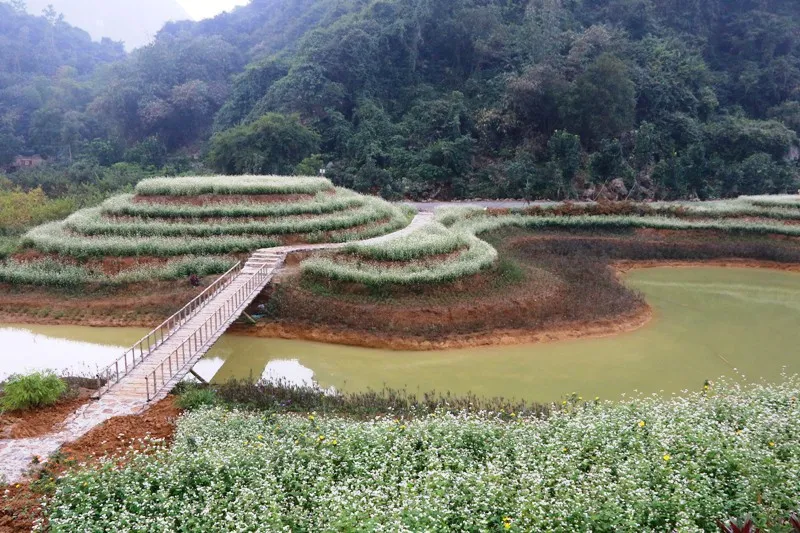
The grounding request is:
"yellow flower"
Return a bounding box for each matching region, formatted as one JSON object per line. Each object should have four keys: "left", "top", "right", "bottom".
{"left": 562, "top": 447, "right": 568, "bottom": 453}
{"left": 308, "top": 414, "right": 315, "bottom": 421}
{"left": 318, "top": 435, "right": 326, "bottom": 441}
{"left": 638, "top": 420, "right": 646, "bottom": 428}
{"left": 769, "top": 441, "right": 776, "bottom": 448}
{"left": 663, "top": 454, "right": 671, "bottom": 462}
{"left": 503, "top": 517, "right": 512, "bottom": 530}
{"left": 332, "top": 439, "right": 338, "bottom": 445}
{"left": 400, "top": 424, "right": 407, "bottom": 430}
{"left": 510, "top": 412, "right": 516, "bottom": 418}
{"left": 257, "top": 435, "right": 263, "bottom": 440}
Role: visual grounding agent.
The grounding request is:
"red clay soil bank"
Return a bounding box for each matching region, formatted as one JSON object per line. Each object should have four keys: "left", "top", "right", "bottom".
{"left": 0, "top": 281, "right": 203, "bottom": 327}
{"left": 0, "top": 397, "right": 181, "bottom": 533}
{"left": 230, "top": 306, "right": 653, "bottom": 351}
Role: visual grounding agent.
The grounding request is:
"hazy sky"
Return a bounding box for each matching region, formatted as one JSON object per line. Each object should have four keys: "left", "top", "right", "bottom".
{"left": 176, "top": 0, "right": 250, "bottom": 20}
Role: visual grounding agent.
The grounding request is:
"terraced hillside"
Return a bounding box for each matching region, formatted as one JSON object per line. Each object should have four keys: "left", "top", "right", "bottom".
{"left": 300, "top": 194, "right": 800, "bottom": 291}
{"left": 0, "top": 176, "right": 411, "bottom": 288}
{"left": 254, "top": 194, "right": 800, "bottom": 349}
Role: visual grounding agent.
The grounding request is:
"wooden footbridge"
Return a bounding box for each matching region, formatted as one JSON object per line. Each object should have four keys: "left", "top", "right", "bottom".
{"left": 94, "top": 212, "right": 433, "bottom": 403}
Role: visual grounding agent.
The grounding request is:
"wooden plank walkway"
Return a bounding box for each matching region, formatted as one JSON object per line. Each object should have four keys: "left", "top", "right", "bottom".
{"left": 97, "top": 212, "right": 434, "bottom": 404}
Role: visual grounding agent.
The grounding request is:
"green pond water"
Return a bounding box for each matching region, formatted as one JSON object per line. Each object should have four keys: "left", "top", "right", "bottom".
{"left": 2, "top": 267, "right": 799, "bottom": 402}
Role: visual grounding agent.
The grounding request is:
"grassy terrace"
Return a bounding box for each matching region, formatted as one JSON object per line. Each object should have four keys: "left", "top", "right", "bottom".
{"left": 4, "top": 186, "right": 800, "bottom": 291}
{"left": 303, "top": 222, "right": 498, "bottom": 286}
{"left": 133, "top": 175, "right": 334, "bottom": 196}
{"left": 300, "top": 195, "right": 800, "bottom": 291}
{"left": 44, "top": 378, "right": 800, "bottom": 531}
{"left": 0, "top": 176, "right": 411, "bottom": 288}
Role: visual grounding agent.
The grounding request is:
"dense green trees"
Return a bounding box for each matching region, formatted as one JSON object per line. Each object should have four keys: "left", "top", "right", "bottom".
{"left": 1, "top": 0, "right": 799, "bottom": 200}
{"left": 207, "top": 113, "right": 320, "bottom": 175}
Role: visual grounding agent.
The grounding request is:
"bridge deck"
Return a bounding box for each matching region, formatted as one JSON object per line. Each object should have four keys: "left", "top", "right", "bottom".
{"left": 99, "top": 212, "right": 433, "bottom": 403}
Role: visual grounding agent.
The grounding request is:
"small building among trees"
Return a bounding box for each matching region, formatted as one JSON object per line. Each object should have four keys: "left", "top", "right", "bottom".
{"left": 12, "top": 154, "right": 44, "bottom": 169}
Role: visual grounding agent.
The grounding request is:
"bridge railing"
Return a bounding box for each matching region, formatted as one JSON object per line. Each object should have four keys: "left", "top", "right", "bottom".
{"left": 144, "top": 258, "right": 281, "bottom": 402}
{"left": 94, "top": 262, "right": 243, "bottom": 397}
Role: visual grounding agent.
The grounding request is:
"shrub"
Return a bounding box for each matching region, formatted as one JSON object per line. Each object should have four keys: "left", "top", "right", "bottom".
{"left": 175, "top": 385, "right": 218, "bottom": 410}
{"left": 0, "top": 372, "right": 67, "bottom": 412}
{"left": 0, "top": 236, "right": 18, "bottom": 259}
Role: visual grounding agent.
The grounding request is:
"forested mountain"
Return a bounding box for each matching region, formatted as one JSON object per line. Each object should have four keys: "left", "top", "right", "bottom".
{"left": 0, "top": 2, "right": 124, "bottom": 166}
{"left": 2, "top": 0, "right": 800, "bottom": 200}
{"left": 25, "top": 0, "right": 190, "bottom": 50}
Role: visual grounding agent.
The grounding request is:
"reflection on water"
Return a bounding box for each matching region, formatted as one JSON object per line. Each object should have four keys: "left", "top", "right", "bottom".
{"left": 262, "top": 359, "right": 315, "bottom": 386}
{"left": 2, "top": 267, "right": 800, "bottom": 402}
{"left": 191, "top": 357, "right": 225, "bottom": 384}
{"left": 0, "top": 325, "right": 146, "bottom": 381}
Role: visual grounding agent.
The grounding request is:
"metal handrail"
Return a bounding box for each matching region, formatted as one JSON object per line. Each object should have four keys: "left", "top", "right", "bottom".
{"left": 95, "top": 262, "right": 243, "bottom": 397}
{"left": 144, "top": 259, "right": 281, "bottom": 402}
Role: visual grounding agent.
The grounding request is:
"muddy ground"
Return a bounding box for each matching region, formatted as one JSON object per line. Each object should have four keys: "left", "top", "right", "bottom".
{"left": 0, "top": 397, "right": 181, "bottom": 533}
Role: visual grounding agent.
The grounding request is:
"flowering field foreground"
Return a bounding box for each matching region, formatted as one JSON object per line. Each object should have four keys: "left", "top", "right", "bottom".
{"left": 45, "top": 379, "right": 800, "bottom": 532}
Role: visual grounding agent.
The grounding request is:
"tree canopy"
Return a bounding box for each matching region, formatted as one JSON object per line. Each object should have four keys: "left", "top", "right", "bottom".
{"left": 2, "top": 0, "right": 799, "bottom": 200}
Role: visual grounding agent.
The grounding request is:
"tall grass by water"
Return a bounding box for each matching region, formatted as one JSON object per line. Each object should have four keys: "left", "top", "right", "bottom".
{"left": 22, "top": 222, "right": 281, "bottom": 258}
{"left": 343, "top": 222, "right": 469, "bottom": 261}
{"left": 456, "top": 212, "right": 800, "bottom": 238}
{"left": 0, "top": 256, "right": 237, "bottom": 287}
{"left": 303, "top": 233, "right": 497, "bottom": 286}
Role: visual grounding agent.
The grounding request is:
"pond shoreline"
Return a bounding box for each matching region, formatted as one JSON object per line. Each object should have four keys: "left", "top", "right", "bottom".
{"left": 2, "top": 260, "right": 799, "bottom": 351}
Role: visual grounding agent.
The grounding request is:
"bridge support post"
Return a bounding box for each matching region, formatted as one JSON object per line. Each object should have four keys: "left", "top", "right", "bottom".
{"left": 189, "top": 369, "right": 209, "bottom": 385}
